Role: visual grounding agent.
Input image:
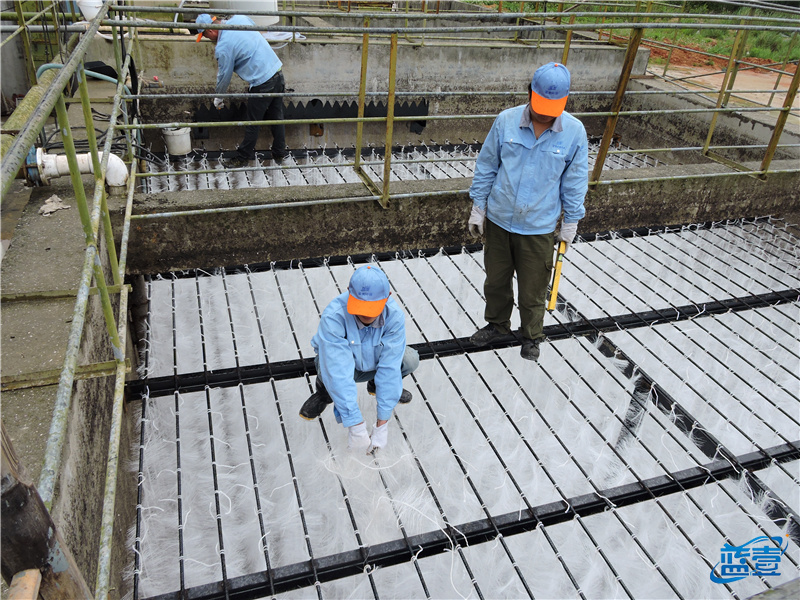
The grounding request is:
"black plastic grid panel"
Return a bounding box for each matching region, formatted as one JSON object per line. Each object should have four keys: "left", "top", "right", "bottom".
{"left": 131, "top": 218, "right": 800, "bottom": 600}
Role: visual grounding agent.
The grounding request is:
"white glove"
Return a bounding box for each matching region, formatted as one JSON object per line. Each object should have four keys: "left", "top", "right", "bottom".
{"left": 558, "top": 221, "right": 578, "bottom": 245}
{"left": 468, "top": 205, "right": 486, "bottom": 239}
{"left": 213, "top": 97, "right": 224, "bottom": 110}
{"left": 347, "top": 422, "right": 371, "bottom": 451}
{"left": 368, "top": 422, "right": 389, "bottom": 453}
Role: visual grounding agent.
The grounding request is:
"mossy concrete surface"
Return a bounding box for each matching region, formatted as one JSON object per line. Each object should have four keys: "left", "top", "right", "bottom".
{"left": 0, "top": 176, "right": 134, "bottom": 598}
{"left": 748, "top": 578, "right": 800, "bottom": 600}
{"left": 114, "top": 158, "right": 800, "bottom": 275}
{"left": 585, "top": 159, "right": 800, "bottom": 233}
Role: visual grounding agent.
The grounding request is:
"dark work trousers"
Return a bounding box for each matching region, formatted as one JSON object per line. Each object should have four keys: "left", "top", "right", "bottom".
{"left": 483, "top": 219, "right": 554, "bottom": 341}
{"left": 237, "top": 71, "right": 287, "bottom": 160}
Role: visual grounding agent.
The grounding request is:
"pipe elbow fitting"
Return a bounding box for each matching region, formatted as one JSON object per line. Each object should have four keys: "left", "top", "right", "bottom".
{"left": 35, "top": 148, "right": 128, "bottom": 187}
{"left": 105, "top": 153, "right": 128, "bottom": 187}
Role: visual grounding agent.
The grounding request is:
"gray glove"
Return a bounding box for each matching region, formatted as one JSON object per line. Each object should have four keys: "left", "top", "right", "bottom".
{"left": 468, "top": 205, "right": 486, "bottom": 239}
{"left": 348, "top": 422, "right": 371, "bottom": 451}
{"left": 213, "top": 97, "right": 224, "bottom": 110}
{"left": 558, "top": 221, "right": 578, "bottom": 245}
{"left": 368, "top": 422, "right": 388, "bottom": 453}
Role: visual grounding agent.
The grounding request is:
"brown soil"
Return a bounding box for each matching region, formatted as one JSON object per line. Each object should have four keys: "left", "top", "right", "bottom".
{"left": 598, "top": 34, "right": 798, "bottom": 110}
{"left": 643, "top": 40, "right": 797, "bottom": 75}
{"left": 599, "top": 32, "right": 797, "bottom": 75}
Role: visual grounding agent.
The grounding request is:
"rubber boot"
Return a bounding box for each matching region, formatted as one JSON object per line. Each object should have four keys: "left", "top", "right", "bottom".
{"left": 299, "top": 378, "right": 333, "bottom": 420}
{"left": 367, "top": 379, "right": 412, "bottom": 404}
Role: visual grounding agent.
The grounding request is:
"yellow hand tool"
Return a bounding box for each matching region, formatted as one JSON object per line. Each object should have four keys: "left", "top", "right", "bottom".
{"left": 547, "top": 241, "right": 567, "bottom": 311}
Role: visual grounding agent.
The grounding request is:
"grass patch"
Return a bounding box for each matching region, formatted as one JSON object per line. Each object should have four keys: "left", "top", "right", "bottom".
{"left": 465, "top": 1, "right": 800, "bottom": 64}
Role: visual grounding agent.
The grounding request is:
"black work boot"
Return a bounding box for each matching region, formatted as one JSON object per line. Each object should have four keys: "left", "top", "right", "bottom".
{"left": 299, "top": 378, "right": 333, "bottom": 420}
{"left": 520, "top": 338, "right": 541, "bottom": 361}
{"left": 469, "top": 323, "right": 508, "bottom": 347}
{"left": 224, "top": 155, "right": 250, "bottom": 169}
{"left": 367, "top": 379, "right": 412, "bottom": 404}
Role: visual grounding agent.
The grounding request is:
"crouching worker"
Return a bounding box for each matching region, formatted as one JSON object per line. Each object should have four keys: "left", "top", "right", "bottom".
{"left": 299, "top": 265, "right": 419, "bottom": 454}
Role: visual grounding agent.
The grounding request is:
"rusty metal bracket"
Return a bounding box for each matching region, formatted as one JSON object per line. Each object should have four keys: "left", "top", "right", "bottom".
{"left": 703, "top": 150, "right": 756, "bottom": 176}
{"left": 0, "top": 284, "right": 129, "bottom": 303}
{"left": 1, "top": 359, "right": 131, "bottom": 392}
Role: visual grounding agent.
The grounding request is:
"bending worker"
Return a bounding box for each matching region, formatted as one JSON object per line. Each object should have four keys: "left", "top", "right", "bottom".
{"left": 299, "top": 265, "right": 419, "bottom": 453}
{"left": 468, "top": 62, "right": 588, "bottom": 361}
{"left": 196, "top": 13, "right": 289, "bottom": 167}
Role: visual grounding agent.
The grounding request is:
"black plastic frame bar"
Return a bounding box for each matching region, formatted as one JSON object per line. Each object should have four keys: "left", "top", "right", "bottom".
{"left": 126, "top": 289, "right": 798, "bottom": 399}
{"left": 141, "top": 442, "right": 799, "bottom": 600}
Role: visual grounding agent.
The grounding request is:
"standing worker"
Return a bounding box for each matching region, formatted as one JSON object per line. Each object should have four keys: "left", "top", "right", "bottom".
{"left": 299, "top": 265, "right": 419, "bottom": 454}
{"left": 468, "top": 62, "right": 588, "bottom": 361}
{"left": 196, "top": 13, "right": 289, "bottom": 167}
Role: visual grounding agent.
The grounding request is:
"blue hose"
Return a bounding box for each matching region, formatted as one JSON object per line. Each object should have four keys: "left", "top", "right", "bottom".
{"left": 36, "top": 62, "right": 131, "bottom": 96}
{"left": 36, "top": 63, "right": 141, "bottom": 151}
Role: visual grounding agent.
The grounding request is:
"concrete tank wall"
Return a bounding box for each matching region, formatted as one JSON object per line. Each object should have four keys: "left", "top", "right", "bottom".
{"left": 111, "top": 30, "right": 799, "bottom": 274}
{"left": 129, "top": 35, "right": 648, "bottom": 152}
{"left": 1, "top": 177, "right": 137, "bottom": 598}
{"left": 614, "top": 80, "right": 800, "bottom": 164}
{"left": 114, "top": 158, "right": 800, "bottom": 275}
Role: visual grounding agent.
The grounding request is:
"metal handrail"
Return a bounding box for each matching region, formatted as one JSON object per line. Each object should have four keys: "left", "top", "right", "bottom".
{"left": 66, "top": 20, "right": 800, "bottom": 35}
{"left": 0, "top": 5, "right": 107, "bottom": 197}
{"left": 110, "top": 6, "right": 800, "bottom": 24}
{"left": 1, "top": 3, "right": 798, "bottom": 597}
{"left": 0, "top": 1, "right": 58, "bottom": 49}
{"left": 1, "top": 8, "right": 134, "bottom": 599}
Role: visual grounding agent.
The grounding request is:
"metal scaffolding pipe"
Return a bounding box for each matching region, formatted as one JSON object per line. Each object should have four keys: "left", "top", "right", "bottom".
{"left": 380, "top": 33, "right": 399, "bottom": 207}
{"left": 0, "top": 1, "right": 109, "bottom": 197}
{"left": 53, "top": 92, "right": 123, "bottom": 358}
{"left": 760, "top": 64, "right": 800, "bottom": 175}
{"left": 703, "top": 12, "right": 751, "bottom": 155}
{"left": 590, "top": 24, "right": 644, "bottom": 183}
{"left": 354, "top": 17, "right": 370, "bottom": 174}
{"left": 37, "top": 247, "right": 97, "bottom": 509}
{"left": 94, "top": 157, "right": 139, "bottom": 598}
{"left": 125, "top": 87, "right": 798, "bottom": 100}
{"left": 94, "top": 286, "right": 129, "bottom": 600}
{"left": 0, "top": 1, "right": 57, "bottom": 49}
{"left": 70, "top": 18, "right": 800, "bottom": 36}
{"left": 109, "top": 6, "right": 800, "bottom": 26}
{"left": 114, "top": 104, "right": 788, "bottom": 133}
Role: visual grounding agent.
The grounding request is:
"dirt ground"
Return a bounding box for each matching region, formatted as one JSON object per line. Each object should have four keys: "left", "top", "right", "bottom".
{"left": 645, "top": 41, "right": 799, "bottom": 110}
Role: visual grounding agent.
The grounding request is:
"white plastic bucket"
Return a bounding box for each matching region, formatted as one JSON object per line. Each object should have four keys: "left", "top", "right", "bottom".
{"left": 163, "top": 127, "right": 192, "bottom": 156}
{"left": 209, "top": 0, "right": 279, "bottom": 28}
{"left": 76, "top": 0, "right": 104, "bottom": 20}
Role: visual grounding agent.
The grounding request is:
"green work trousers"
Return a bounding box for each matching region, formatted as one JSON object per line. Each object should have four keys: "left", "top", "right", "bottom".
{"left": 483, "top": 219, "right": 554, "bottom": 341}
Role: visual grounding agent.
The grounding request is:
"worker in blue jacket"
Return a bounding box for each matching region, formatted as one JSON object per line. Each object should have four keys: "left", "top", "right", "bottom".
{"left": 300, "top": 265, "right": 419, "bottom": 453}
{"left": 468, "top": 62, "right": 588, "bottom": 361}
{"left": 196, "top": 13, "right": 288, "bottom": 167}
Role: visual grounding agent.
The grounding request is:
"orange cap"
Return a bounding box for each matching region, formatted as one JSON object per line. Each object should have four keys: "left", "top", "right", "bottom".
{"left": 530, "top": 62, "right": 571, "bottom": 117}
{"left": 195, "top": 14, "right": 216, "bottom": 42}
{"left": 529, "top": 91, "right": 568, "bottom": 118}
{"left": 347, "top": 265, "right": 390, "bottom": 318}
{"left": 347, "top": 295, "right": 388, "bottom": 318}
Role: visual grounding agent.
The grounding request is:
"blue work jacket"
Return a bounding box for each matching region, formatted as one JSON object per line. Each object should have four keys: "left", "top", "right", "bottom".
{"left": 312, "top": 293, "right": 407, "bottom": 427}
{"left": 214, "top": 15, "right": 282, "bottom": 93}
{"left": 470, "top": 104, "right": 588, "bottom": 235}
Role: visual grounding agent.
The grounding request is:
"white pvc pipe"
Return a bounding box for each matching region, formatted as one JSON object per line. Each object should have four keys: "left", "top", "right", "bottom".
{"left": 76, "top": 0, "right": 104, "bottom": 20}
{"left": 104, "top": 154, "right": 128, "bottom": 187}
{"left": 37, "top": 148, "right": 128, "bottom": 187}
